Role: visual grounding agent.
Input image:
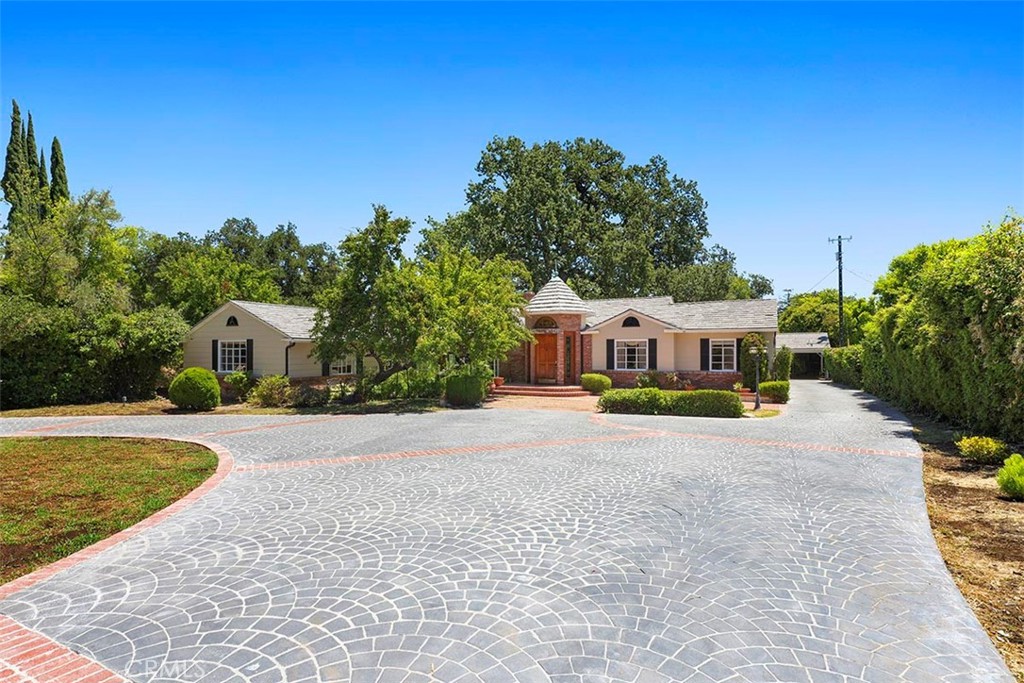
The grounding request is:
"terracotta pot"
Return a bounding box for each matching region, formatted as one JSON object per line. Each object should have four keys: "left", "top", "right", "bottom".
{"left": 493, "top": 376, "right": 505, "bottom": 387}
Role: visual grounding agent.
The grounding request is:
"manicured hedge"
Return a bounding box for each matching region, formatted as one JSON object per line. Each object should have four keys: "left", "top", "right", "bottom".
{"left": 824, "top": 345, "right": 863, "bottom": 388}
{"left": 445, "top": 375, "right": 486, "bottom": 406}
{"left": 758, "top": 380, "right": 790, "bottom": 404}
{"left": 859, "top": 215, "right": 1024, "bottom": 441}
{"left": 598, "top": 388, "right": 743, "bottom": 418}
{"left": 581, "top": 373, "right": 613, "bottom": 395}
{"left": 168, "top": 367, "right": 221, "bottom": 411}
{"left": 662, "top": 390, "right": 745, "bottom": 417}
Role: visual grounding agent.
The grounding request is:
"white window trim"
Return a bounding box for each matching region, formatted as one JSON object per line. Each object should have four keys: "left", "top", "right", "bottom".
{"left": 218, "top": 340, "right": 248, "bottom": 374}
{"left": 709, "top": 338, "right": 736, "bottom": 372}
{"left": 330, "top": 354, "right": 356, "bottom": 376}
{"left": 614, "top": 338, "right": 649, "bottom": 371}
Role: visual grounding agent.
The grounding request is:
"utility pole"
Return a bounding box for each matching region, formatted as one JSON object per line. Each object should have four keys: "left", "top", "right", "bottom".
{"left": 828, "top": 235, "right": 853, "bottom": 346}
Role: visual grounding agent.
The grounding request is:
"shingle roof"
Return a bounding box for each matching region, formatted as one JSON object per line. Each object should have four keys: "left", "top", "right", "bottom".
{"left": 584, "top": 297, "right": 778, "bottom": 331}
{"left": 232, "top": 300, "right": 317, "bottom": 339}
{"left": 776, "top": 332, "right": 831, "bottom": 351}
{"left": 525, "top": 276, "right": 593, "bottom": 314}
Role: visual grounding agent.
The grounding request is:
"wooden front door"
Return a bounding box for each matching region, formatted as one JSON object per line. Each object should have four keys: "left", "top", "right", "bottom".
{"left": 536, "top": 334, "right": 557, "bottom": 383}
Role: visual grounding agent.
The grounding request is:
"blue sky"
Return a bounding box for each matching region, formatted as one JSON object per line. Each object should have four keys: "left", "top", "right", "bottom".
{"left": 2, "top": 2, "right": 1021, "bottom": 297}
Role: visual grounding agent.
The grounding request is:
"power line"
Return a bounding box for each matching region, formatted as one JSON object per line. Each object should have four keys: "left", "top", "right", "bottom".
{"left": 805, "top": 267, "right": 837, "bottom": 292}
{"left": 845, "top": 267, "right": 875, "bottom": 287}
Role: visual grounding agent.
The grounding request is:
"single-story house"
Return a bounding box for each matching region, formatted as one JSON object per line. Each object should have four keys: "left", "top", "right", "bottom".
{"left": 498, "top": 276, "right": 779, "bottom": 388}
{"left": 182, "top": 300, "right": 375, "bottom": 380}
{"left": 775, "top": 331, "right": 830, "bottom": 379}
{"left": 182, "top": 277, "right": 779, "bottom": 388}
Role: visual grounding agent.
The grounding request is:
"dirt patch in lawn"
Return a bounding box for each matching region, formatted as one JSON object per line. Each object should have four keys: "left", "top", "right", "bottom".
{"left": 913, "top": 417, "right": 1024, "bottom": 680}
{"left": 0, "top": 437, "right": 217, "bottom": 584}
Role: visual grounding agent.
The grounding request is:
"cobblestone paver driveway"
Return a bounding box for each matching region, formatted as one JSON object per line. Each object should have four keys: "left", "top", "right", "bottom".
{"left": 0, "top": 382, "right": 1012, "bottom": 682}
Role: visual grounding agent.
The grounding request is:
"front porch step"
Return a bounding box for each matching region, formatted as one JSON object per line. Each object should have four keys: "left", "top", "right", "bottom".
{"left": 492, "top": 385, "right": 591, "bottom": 398}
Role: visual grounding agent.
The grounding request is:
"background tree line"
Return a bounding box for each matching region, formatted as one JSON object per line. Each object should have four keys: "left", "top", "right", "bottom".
{"left": 2, "top": 104, "right": 774, "bottom": 408}
{"left": 0, "top": 101, "right": 342, "bottom": 408}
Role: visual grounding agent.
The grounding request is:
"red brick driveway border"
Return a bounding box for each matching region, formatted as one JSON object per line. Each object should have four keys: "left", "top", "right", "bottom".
{"left": 0, "top": 437, "right": 234, "bottom": 683}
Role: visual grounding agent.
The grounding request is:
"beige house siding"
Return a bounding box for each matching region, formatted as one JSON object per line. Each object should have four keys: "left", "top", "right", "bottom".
{"left": 183, "top": 302, "right": 289, "bottom": 376}
{"left": 587, "top": 312, "right": 676, "bottom": 372}
{"left": 288, "top": 342, "right": 323, "bottom": 378}
{"left": 672, "top": 330, "right": 775, "bottom": 372}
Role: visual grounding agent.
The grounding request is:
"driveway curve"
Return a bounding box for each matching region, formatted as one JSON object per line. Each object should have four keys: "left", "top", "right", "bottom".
{"left": 0, "top": 382, "right": 1012, "bottom": 682}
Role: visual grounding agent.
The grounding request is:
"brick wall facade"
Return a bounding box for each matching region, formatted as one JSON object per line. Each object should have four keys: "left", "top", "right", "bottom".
{"left": 589, "top": 369, "right": 743, "bottom": 390}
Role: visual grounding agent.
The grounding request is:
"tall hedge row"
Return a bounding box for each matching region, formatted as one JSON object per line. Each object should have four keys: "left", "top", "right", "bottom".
{"left": 848, "top": 215, "right": 1024, "bottom": 441}
{"left": 824, "top": 345, "right": 863, "bottom": 389}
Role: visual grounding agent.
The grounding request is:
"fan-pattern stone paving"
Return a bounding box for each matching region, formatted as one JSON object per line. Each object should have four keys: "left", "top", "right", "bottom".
{"left": 0, "top": 382, "right": 1013, "bottom": 682}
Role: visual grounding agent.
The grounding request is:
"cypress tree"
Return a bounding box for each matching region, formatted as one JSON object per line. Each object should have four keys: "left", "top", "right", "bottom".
{"left": 38, "top": 149, "right": 48, "bottom": 191}
{"left": 2, "top": 100, "right": 26, "bottom": 211}
{"left": 25, "top": 112, "right": 38, "bottom": 178}
{"left": 49, "top": 136, "right": 69, "bottom": 203}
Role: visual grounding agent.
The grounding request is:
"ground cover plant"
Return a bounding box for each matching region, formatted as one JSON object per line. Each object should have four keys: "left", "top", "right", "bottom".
{"left": 957, "top": 436, "right": 1010, "bottom": 465}
{"left": 0, "top": 437, "right": 217, "bottom": 584}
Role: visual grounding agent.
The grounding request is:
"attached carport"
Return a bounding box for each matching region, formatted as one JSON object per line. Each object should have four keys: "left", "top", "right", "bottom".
{"left": 777, "top": 332, "right": 830, "bottom": 378}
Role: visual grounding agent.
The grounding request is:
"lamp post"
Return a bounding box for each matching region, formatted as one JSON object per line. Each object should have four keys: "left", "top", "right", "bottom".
{"left": 749, "top": 346, "right": 763, "bottom": 410}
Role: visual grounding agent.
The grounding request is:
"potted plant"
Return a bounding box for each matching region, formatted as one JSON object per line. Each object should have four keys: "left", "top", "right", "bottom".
{"left": 493, "top": 376, "right": 505, "bottom": 388}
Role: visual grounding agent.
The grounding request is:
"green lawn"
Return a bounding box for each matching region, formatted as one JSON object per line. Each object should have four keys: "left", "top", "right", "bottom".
{"left": 0, "top": 437, "right": 217, "bottom": 584}
{"left": 0, "top": 397, "right": 442, "bottom": 418}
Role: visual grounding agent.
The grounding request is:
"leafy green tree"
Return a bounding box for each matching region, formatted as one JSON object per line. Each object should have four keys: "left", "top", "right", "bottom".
{"left": 203, "top": 217, "right": 264, "bottom": 263}
{"left": 153, "top": 246, "right": 282, "bottom": 324}
{"left": 314, "top": 205, "right": 421, "bottom": 394}
{"left": 414, "top": 245, "right": 533, "bottom": 369}
{"left": 421, "top": 136, "right": 710, "bottom": 297}
{"left": 778, "top": 289, "right": 876, "bottom": 345}
{"left": 651, "top": 245, "right": 774, "bottom": 302}
{"left": 0, "top": 190, "right": 135, "bottom": 306}
{"left": 49, "top": 137, "right": 69, "bottom": 203}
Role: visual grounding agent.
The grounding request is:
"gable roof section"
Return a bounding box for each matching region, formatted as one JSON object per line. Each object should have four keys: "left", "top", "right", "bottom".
{"left": 525, "top": 276, "right": 593, "bottom": 314}
{"left": 776, "top": 331, "right": 831, "bottom": 351}
{"left": 584, "top": 297, "right": 677, "bottom": 329}
{"left": 230, "top": 300, "right": 317, "bottom": 339}
{"left": 584, "top": 297, "right": 778, "bottom": 331}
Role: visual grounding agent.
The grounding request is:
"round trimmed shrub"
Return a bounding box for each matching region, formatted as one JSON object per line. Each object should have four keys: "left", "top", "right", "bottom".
{"left": 168, "top": 367, "right": 221, "bottom": 411}
{"left": 581, "top": 373, "right": 612, "bottom": 395}
{"left": 996, "top": 453, "right": 1024, "bottom": 500}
